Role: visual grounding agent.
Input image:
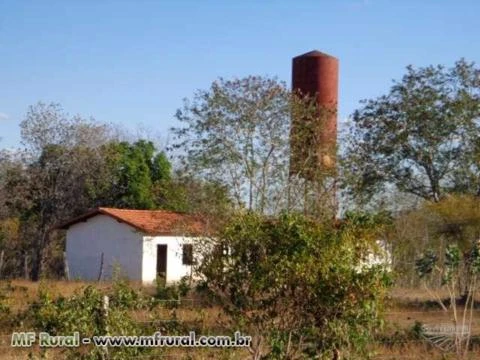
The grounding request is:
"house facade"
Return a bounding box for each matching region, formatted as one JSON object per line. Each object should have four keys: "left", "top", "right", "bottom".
{"left": 56, "top": 208, "right": 203, "bottom": 284}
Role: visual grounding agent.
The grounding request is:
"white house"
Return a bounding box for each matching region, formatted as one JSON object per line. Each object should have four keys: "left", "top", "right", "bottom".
{"left": 56, "top": 208, "right": 204, "bottom": 284}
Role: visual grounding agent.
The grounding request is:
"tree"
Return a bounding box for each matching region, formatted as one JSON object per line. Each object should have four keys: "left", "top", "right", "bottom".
{"left": 20, "top": 102, "right": 114, "bottom": 152}
{"left": 1, "top": 102, "right": 177, "bottom": 279}
{"left": 154, "top": 174, "right": 232, "bottom": 227}
{"left": 96, "top": 140, "right": 171, "bottom": 209}
{"left": 197, "top": 212, "right": 390, "bottom": 359}
{"left": 12, "top": 103, "right": 119, "bottom": 279}
{"left": 171, "top": 76, "right": 320, "bottom": 215}
{"left": 342, "top": 59, "right": 480, "bottom": 205}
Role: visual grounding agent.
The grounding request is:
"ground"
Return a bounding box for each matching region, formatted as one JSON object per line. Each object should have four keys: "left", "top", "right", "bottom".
{"left": 0, "top": 281, "right": 478, "bottom": 359}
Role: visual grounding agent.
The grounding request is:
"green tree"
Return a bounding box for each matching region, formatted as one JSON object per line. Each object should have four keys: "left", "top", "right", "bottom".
{"left": 342, "top": 59, "right": 480, "bottom": 205}
{"left": 197, "top": 212, "right": 390, "bottom": 359}
{"left": 97, "top": 140, "right": 171, "bottom": 209}
{"left": 154, "top": 175, "right": 231, "bottom": 223}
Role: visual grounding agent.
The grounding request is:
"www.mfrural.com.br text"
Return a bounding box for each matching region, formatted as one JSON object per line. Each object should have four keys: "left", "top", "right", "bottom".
{"left": 11, "top": 331, "right": 251, "bottom": 348}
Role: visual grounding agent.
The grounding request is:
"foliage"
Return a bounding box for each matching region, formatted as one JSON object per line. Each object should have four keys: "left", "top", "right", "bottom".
{"left": 385, "top": 195, "right": 480, "bottom": 287}
{"left": 415, "top": 250, "right": 438, "bottom": 278}
{"left": 0, "top": 282, "right": 12, "bottom": 326}
{"left": 416, "top": 241, "right": 480, "bottom": 358}
{"left": 0, "top": 218, "right": 21, "bottom": 275}
{"left": 20, "top": 102, "right": 114, "bottom": 153}
{"left": 197, "top": 212, "right": 391, "bottom": 359}
{"left": 342, "top": 59, "right": 480, "bottom": 205}
{"left": 408, "top": 197, "right": 480, "bottom": 357}
{"left": 155, "top": 175, "right": 232, "bottom": 224}
{"left": 97, "top": 140, "right": 171, "bottom": 209}
{"left": 425, "top": 195, "right": 480, "bottom": 250}
{"left": 24, "top": 280, "right": 154, "bottom": 359}
{"left": 171, "top": 76, "right": 321, "bottom": 215}
{"left": 154, "top": 276, "right": 191, "bottom": 307}
{"left": 109, "top": 276, "right": 154, "bottom": 310}
{"left": 0, "top": 102, "right": 180, "bottom": 278}
{"left": 9, "top": 103, "right": 118, "bottom": 279}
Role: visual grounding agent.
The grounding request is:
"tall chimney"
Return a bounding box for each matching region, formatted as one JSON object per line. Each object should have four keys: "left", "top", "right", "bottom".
{"left": 290, "top": 50, "right": 338, "bottom": 178}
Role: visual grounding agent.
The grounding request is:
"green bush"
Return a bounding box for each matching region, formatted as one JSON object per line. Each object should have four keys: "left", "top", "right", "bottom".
{"left": 198, "top": 211, "right": 391, "bottom": 359}
{"left": 154, "top": 275, "right": 191, "bottom": 306}
{"left": 23, "top": 279, "right": 156, "bottom": 359}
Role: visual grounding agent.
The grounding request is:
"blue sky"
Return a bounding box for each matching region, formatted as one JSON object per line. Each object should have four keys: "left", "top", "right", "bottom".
{"left": 0, "top": 0, "right": 479, "bottom": 148}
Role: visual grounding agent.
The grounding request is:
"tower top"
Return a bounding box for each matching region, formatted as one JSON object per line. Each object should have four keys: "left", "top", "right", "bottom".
{"left": 293, "top": 50, "right": 338, "bottom": 60}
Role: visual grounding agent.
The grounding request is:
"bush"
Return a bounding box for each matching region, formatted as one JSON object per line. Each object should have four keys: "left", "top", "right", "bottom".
{"left": 23, "top": 279, "right": 156, "bottom": 359}
{"left": 197, "top": 211, "right": 391, "bottom": 359}
{"left": 154, "top": 275, "right": 191, "bottom": 306}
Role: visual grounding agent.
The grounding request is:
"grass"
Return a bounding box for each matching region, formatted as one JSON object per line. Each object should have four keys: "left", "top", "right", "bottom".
{"left": 0, "top": 282, "right": 479, "bottom": 359}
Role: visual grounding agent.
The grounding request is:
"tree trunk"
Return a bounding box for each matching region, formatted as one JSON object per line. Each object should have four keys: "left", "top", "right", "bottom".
{"left": 31, "top": 229, "right": 49, "bottom": 281}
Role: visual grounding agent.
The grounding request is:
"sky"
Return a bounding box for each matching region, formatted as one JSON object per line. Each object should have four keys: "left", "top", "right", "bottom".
{"left": 0, "top": 0, "right": 479, "bottom": 149}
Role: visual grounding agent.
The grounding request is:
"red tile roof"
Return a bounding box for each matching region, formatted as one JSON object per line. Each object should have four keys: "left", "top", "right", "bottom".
{"left": 55, "top": 207, "right": 204, "bottom": 236}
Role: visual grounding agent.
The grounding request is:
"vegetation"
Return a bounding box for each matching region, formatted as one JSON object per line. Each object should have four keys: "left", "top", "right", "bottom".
{"left": 197, "top": 212, "right": 390, "bottom": 359}
{"left": 416, "top": 241, "right": 480, "bottom": 358}
{"left": 171, "top": 76, "right": 326, "bottom": 215}
{"left": 342, "top": 60, "right": 480, "bottom": 205}
{"left": 0, "top": 103, "right": 231, "bottom": 280}
{"left": 0, "top": 58, "right": 480, "bottom": 358}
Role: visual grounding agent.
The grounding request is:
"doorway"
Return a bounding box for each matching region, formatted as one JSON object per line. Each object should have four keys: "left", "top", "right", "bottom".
{"left": 156, "top": 244, "right": 167, "bottom": 282}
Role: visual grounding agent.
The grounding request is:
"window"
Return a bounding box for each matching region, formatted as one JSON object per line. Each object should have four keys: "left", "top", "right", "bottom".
{"left": 182, "top": 244, "right": 193, "bottom": 265}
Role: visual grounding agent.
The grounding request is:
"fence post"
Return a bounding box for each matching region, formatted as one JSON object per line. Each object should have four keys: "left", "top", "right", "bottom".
{"left": 0, "top": 250, "right": 4, "bottom": 279}
{"left": 101, "top": 295, "right": 109, "bottom": 359}
{"left": 63, "top": 251, "right": 70, "bottom": 281}
{"left": 103, "top": 295, "right": 109, "bottom": 332}
{"left": 97, "top": 252, "right": 104, "bottom": 282}
{"left": 24, "top": 255, "right": 29, "bottom": 280}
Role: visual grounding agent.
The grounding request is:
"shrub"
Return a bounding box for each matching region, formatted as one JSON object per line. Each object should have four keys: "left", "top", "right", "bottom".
{"left": 154, "top": 275, "right": 191, "bottom": 306}
{"left": 23, "top": 279, "right": 156, "bottom": 359}
{"left": 197, "top": 211, "right": 391, "bottom": 359}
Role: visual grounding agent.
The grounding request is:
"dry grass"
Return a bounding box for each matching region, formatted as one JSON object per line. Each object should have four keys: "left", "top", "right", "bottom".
{"left": 385, "top": 287, "right": 480, "bottom": 335}
{"left": 1, "top": 282, "right": 479, "bottom": 359}
{"left": 373, "top": 343, "right": 463, "bottom": 360}
{"left": 2, "top": 279, "right": 152, "bottom": 312}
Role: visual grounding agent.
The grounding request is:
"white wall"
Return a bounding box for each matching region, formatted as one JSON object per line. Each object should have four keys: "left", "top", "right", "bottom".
{"left": 359, "top": 240, "right": 392, "bottom": 271}
{"left": 142, "top": 236, "right": 194, "bottom": 284}
{"left": 66, "top": 215, "right": 144, "bottom": 281}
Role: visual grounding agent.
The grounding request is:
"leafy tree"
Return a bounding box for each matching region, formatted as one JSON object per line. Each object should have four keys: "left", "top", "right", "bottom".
{"left": 342, "top": 59, "right": 480, "bottom": 204}
{"left": 197, "top": 212, "right": 390, "bottom": 359}
{"left": 94, "top": 140, "right": 171, "bottom": 209}
{"left": 154, "top": 174, "right": 232, "bottom": 226}
{"left": 14, "top": 144, "right": 109, "bottom": 279}
{"left": 171, "top": 76, "right": 320, "bottom": 215}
